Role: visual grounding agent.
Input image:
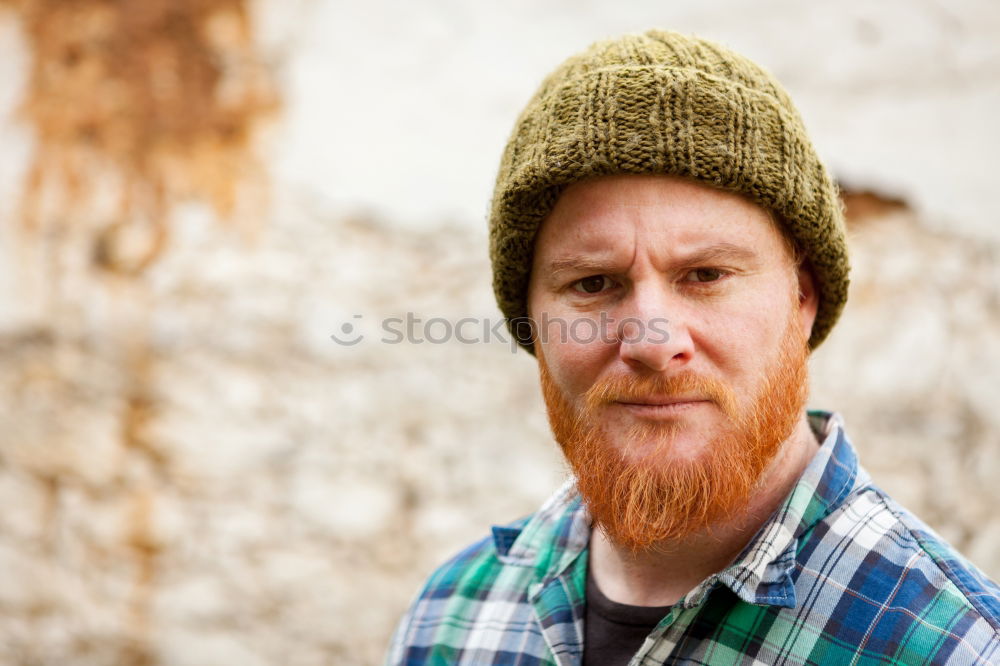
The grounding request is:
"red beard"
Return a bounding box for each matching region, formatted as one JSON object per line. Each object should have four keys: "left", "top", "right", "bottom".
{"left": 537, "top": 310, "right": 810, "bottom": 551}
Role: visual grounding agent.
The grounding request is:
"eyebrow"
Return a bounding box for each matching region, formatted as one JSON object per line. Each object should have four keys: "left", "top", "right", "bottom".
{"left": 543, "top": 242, "right": 759, "bottom": 280}
{"left": 679, "top": 242, "right": 759, "bottom": 266}
{"left": 546, "top": 258, "right": 617, "bottom": 279}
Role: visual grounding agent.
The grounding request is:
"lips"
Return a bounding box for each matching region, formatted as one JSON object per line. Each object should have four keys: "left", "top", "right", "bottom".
{"left": 616, "top": 396, "right": 707, "bottom": 407}
{"left": 612, "top": 397, "right": 712, "bottom": 417}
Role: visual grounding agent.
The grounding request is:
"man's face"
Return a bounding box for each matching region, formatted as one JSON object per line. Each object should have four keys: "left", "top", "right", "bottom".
{"left": 526, "top": 174, "right": 818, "bottom": 549}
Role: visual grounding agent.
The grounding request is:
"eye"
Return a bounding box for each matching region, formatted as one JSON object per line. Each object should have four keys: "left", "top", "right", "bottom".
{"left": 572, "top": 275, "right": 612, "bottom": 294}
{"left": 684, "top": 268, "right": 725, "bottom": 283}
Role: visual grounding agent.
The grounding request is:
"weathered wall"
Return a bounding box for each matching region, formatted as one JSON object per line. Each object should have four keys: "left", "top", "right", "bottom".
{"left": 0, "top": 1, "right": 998, "bottom": 665}
{"left": 2, "top": 199, "right": 998, "bottom": 665}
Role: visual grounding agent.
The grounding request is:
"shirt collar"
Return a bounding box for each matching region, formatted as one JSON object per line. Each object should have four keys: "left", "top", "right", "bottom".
{"left": 491, "top": 410, "right": 869, "bottom": 609}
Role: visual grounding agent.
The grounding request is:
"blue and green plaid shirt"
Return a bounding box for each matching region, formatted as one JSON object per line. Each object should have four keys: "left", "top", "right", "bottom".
{"left": 387, "top": 412, "right": 1000, "bottom": 665}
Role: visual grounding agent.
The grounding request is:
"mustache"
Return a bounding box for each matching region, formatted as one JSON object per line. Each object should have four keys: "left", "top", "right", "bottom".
{"left": 583, "top": 371, "right": 738, "bottom": 417}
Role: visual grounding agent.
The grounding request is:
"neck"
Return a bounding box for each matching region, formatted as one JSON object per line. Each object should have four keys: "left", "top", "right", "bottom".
{"left": 588, "top": 415, "right": 819, "bottom": 607}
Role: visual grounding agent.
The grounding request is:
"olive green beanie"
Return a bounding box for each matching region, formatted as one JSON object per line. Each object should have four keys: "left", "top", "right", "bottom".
{"left": 489, "top": 29, "right": 849, "bottom": 352}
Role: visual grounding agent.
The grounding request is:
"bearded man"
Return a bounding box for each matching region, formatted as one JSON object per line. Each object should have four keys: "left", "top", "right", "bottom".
{"left": 387, "top": 30, "right": 1000, "bottom": 665}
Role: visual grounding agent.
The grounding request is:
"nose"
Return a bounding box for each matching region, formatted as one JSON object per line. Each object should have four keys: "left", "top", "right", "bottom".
{"left": 616, "top": 285, "right": 695, "bottom": 373}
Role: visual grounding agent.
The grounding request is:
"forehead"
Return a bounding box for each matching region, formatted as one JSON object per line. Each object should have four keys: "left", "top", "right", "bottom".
{"left": 531, "top": 174, "right": 787, "bottom": 265}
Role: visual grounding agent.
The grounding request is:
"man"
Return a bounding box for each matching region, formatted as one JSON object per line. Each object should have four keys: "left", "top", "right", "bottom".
{"left": 387, "top": 30, "right": 1000, "bottom": 665}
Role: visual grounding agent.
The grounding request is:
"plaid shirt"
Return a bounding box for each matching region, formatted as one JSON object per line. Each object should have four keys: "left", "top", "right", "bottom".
{"left": 387, "top": 412, "right": 1000, "bottom": 665}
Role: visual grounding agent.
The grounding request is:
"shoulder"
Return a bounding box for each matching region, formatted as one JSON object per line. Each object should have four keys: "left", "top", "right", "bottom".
{"left": 386, "top": 482, "right": 588, "bottom": 664}
{"left": 875, "top": 489, "right": 1000, "bottom": 622}
{"left": 420, "top": 516, "right": 535, "bottom": 605}
{"left": 797, "top": 484, "right": 1000, "bottom": 660}
{"left": 386, "top": 516, "right": 539, "bottom": 665}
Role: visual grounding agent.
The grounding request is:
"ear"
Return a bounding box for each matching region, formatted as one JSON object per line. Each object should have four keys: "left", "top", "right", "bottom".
{"left": 796, "top": 264, "right": 819, "bottom": 342}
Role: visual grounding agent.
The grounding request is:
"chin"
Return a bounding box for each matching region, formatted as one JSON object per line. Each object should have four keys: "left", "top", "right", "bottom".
{"left": 608, "top": 422, "right": 717, "bottom": 467}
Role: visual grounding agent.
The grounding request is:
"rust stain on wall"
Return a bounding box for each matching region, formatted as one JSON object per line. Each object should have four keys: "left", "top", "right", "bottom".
{"left": 123, "top": 488, "right": 161, "bottom": 666}
{"left": 0, "top": 2, "right": 280, "bottom": 663}
{"left": 840, "top": 185, "right": 912, "bottom": 227}
{"left": 3, "top": 0, "right": 279, "bottom": 266}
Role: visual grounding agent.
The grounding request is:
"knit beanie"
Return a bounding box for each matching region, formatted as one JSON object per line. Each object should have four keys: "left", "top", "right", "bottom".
{"left": 489, "top": 29, "right": 849, "bottom": 352}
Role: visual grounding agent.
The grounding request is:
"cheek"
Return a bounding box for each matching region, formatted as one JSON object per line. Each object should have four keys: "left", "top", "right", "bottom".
{"left": 537, "top": 332, "right": 611, "bottom": 401}
{"left": 531, "top": 294, "right": 614, "bottom": 392}
{"left": 693, "top": 290, "right": 793, "bottom": 372}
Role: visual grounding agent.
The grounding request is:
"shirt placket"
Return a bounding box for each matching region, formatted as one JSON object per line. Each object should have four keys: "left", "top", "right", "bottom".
{"left": 630, "top": 602, "right": 702, "bottom": 665}
{"left": 529, "top": 573, "right": 587, "bottom": 666}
